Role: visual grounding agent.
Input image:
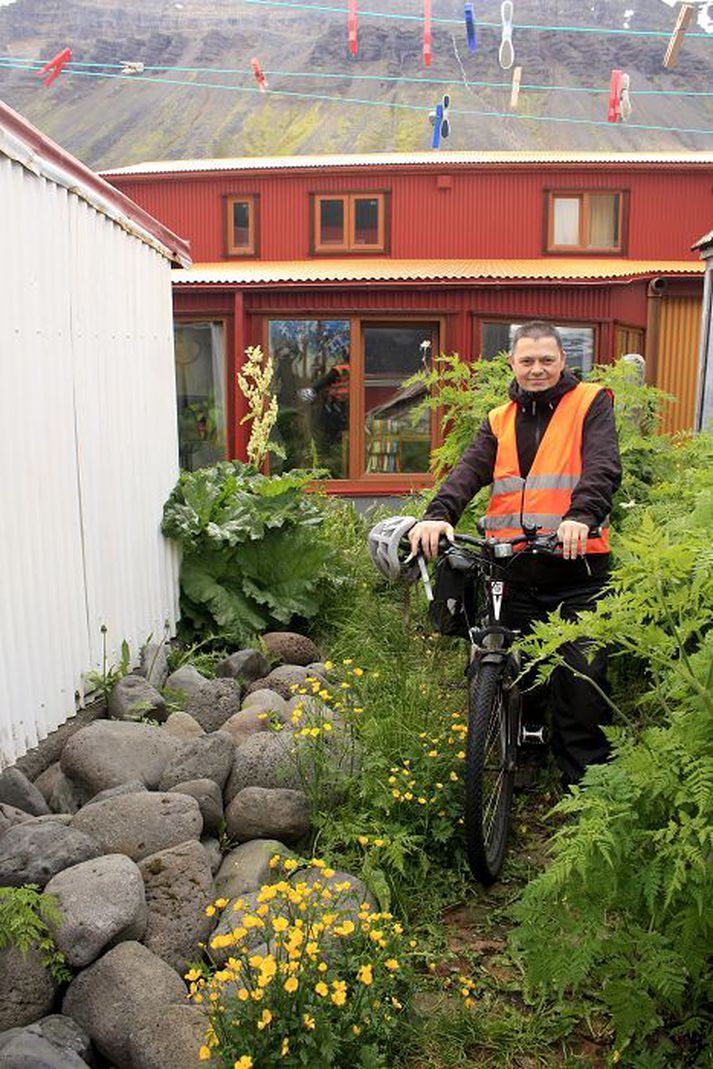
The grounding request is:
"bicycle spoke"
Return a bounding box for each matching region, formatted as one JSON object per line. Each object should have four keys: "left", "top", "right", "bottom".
{"left": 483, "top": 769, "right": 505, "bottom": 843}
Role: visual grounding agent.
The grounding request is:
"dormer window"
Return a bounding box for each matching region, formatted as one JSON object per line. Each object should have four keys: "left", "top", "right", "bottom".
{"left": 225, "top": 195, "right": 258, "bottom": 256}
{"left": 546, "top": 191, "right": 625, "bottom": 253}
{"left": 313, "top": 193, "right": 387, "bottom": 253}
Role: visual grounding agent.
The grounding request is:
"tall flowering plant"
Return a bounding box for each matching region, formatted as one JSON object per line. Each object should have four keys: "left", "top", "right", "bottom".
{"left": 237, "top": 344, "right": 284, "bottom": 469}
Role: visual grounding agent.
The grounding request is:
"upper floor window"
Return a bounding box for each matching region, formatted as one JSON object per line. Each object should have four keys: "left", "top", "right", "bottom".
{"left": 313, "top": 193, "right": 387, "bottom": 253}
{"left": 225, "top": 195, "right": 258, "bottom": 256}
{"left": 546, "top": 191, "right": 624, "bottom": 253}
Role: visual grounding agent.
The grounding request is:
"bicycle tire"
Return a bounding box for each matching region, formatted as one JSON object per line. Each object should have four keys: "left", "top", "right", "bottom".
{"left": 464, "top": 660, "right": 517, "bottom": 884}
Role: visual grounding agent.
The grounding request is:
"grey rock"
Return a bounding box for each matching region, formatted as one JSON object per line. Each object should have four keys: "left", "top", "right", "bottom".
{"left": 129, "top": 1004, "right": 207, "bottom": 1069}
{"left": 0, "top": 947, "right": 57, "bottom": 1031}
{"left": 139, "top": 642, "right": 170, "bottom": 690}
{"left": 30, "top": 815, "right": 73, "bottom": 826}
{"left": 62, "top": 942, "right": 186, "bottom": 1067}
{"left": 306, "top": 661, "right": 329, "bottom": 677}
{"left": 138, "top": 841, "right": 215, "bottom": 974}
{"left": 245, "top": 665, "right": 316, "bottom": 700}
{"left": 72, "top": 792, "right": 202, "bottom": 862}
{"left": 208, "top": 890, "right": 265, "bottom": 966}
{"left": 0, "top": 803, "right": 33, "bottom": 835}
{"left": 168, "top": 779, "right": 223, "bottom": 835}
{"left": 158, "top": 732, "right": 235, "bottom": 792}
{"left": 261, "top": 632, "right": 321, "bottom": 667}
{"left": 32, "top": 764, "right": 63, "bottom": 805}
{"left": 163, "top": 666, "right": 208, "bottom": 704}
{"left": 215, "top": 649, "right": 270, "bottom": 684}
{"left": 214, "top": 839, "right": 291, "bottom": 899}
{"left": 0, "top": 1015, "right": 93, "bottom": 1064}
{"left": 226, "top": 787, "right": 310, "bottom": 845}
{"left": 0, "top": 768, "right": 49, "bottom": 817}
{"left": 291, "top": 867, "right": 377, "bottom": 914}
{"left": 0, "top": 823, "right": 100, "bottom": 888}
{"left": 223, "top": 731, "right": 302, "bottom": 804}
{"left": 220, "top": 707, "right": 287, "bottom": 748}
{"left": 0, "top": 1031, "right": 88, "bottom": 1068}
{"left": 60, "top": 721, "right": 183, "bottom": 796}
{"left": 201, "top": 837, "right": 223, "bottom": 876}
{"left": 162, "top": 711, "right": 205, "bottom": 741}
{"left": 185, "top": 679, "right": 242, "bottom": 733}
{"left": 49, "top": 773, "right": 85, "bottom": 815}
{"left": 83, "top": 781, "right": 147, "bottom": 807}
{"left": 45, "top": 854, "right": 147, "bottom": 968}
{"left": 241, "top": 689, "right": 288, "bottom": 715}
{"left": 107, "top": 674, "right": 167, "bottom": 723}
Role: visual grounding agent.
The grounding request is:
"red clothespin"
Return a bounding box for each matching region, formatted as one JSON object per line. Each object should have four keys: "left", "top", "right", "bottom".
{"left": 348, "top": 0, "right": 358, "bottom": 55}
{"left": 423, "top": 0, "right": 432, "bottom": 67}
{"left": 37, "top": 47, "right": 71, "bottom": 87}
{"left": 251, "top": 57, "right": 268, "bottom": 92}
{"left": 607, "top": 69, "right": 622, "bottom": 123}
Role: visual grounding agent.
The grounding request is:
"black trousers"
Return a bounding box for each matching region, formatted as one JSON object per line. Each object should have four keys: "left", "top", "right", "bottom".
{"left": 501, "top": 576, "right": 612, "bottom": 785}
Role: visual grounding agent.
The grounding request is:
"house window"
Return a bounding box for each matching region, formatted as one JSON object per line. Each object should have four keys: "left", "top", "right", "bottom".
{"left": 313, "top": 194, "right": 386, "bottom": 253}
{"left": 547, "top": 192, "right": 623, "bottom": 252}
{"left": 174, "top": 322, "right": 227, "bottom": 470}
{"left": 226, "top": 195, "right": 257, "bottom": 255}
{"left": 268, "top": 319, "right": 351, "bottom": 478}
{"left": 480, "top": 321, "right": 596, "bottom": 374}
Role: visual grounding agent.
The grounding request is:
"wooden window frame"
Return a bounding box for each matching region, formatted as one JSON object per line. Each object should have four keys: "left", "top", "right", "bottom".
{"left": 311, "top": 193, "right": 388, "bottom": 255}
{"left": 544, "top": 190, "right": 628, "bottom": 255}
{"left": 224, "top": 194, "right": 259, "bottom": 257}
{"left": 475, "top": 316, "right": 600, "bottom": 369}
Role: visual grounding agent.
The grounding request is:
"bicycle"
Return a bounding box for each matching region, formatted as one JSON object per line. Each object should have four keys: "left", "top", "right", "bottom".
{"left": 368, "top": 516, "right": 598, "bottom": 885}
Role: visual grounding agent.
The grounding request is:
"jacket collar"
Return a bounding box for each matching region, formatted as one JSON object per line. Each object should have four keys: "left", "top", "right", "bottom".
{"left": 508, "top": 369, "right": 580, "bottom": 410}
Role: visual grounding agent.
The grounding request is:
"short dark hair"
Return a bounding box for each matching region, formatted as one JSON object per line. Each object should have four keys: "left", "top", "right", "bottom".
{"left": 510, "top": 321, "right": 564, "bottom": 355}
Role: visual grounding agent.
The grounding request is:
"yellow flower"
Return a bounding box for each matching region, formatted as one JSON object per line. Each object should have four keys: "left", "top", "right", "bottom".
{"left": 318, "top": 961, "right": 328, "bottom": 972}
{"left": 428, "top": 750, "right": 438, "bottom": 758}
{"left": 340, "top": 681, "right": 350, "bottom": 689}
{"left": 449, "top": 771, "right": 459, "bottom": 782}
{"left": 353, "top": 667, "right": 364, "bottom": 676}
{"left": 205, "top": 905, "right": 215, "bottom": 917}
{"left": 352, "top": 1025, "right": 362, "bottom": 1036}
{"left": 457, "top": 751, "right": 466, "bottom": 760}
{"left": 323, "top": 722, "right": 333, "bottom": 732}
{"left": 373, "top": 839, "right": 385, "bottom": 847}
{"left": 319, "top": 689, "right": 330, "bottom": 700}
{"left": 331, "top": 990, "right": 347, "bottom": 1006}
{"left": 323, "top": 660, "right": 334, "bottom": 670}
{"left": 234, "top": 1058, "right": 253, "bottom": 1069}
{"left": 257, "top": 712, "right": 268, "bottom": 720}
{"left": 257, "top": 1008, "right": 272, "bottom": 1030}
{"left": 357, "top": 835, "right": 369, "bottom": 846}
{"left": 281, "top": 1038, "right": 290, "bottom": 1056}
{"left": 391, "top": 996, "right": 403, "bottom": 1009}
{"left": 237, "top": 988, "right": 249, "bottom": 1001}
{"left": 357, "top": 964, "right": 374, "bottom": 985}
{"left": 283, "top": 858, "right": 299, "bottom": 872}
{"left": 353, "top": 707, "right": 364, "bottom": 714}
{"left": 185, "top": 968, "right": 201, "bottom": 982}
{"left": 303, "top": 1013, "right": 316, "bottom": 1030}
{"left": 385, "top": 958, "right": 400, "bottom": 971}
{"left": 315, "top": 981, "right": 329, "bottom": 997}
{"left": 272, "top": 916, "right": 289, "bottom": 932}
{"left": 343, "top": 658, "right": 353, "bottom": 665}
{"left": 198, "top": 1046, "right": 211, "bottom": 1062}
{"left": 269, "top": 855, "right": 281, "bottom": 869}
{"left": 284, "top": 977, "right": 299, "bottom": 993}
{"left": 418, "top": 797, "right": 427, "bottom": 805}
{"left": 323, "top": 867, "right": 336, "bottom": 878}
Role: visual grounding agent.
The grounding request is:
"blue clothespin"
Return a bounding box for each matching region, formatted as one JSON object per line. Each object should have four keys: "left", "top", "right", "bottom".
{"left": 431, "top": 103, "right": 443, "bottom": 149}
{"left": 464, "top": 2, "right": 477, "bottom": 53}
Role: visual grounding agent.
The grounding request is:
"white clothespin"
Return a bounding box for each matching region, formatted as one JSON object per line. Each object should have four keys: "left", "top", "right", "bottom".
{"left": 663, "top": 3, "right": 695, "bottom": 67}
{"left": 499, "top": 0, "right": 514, "bottom": 70}
{"left": 510, "top": 65, "right": 522, "bottom": 109}
{"left": 619, "top": 72, "right": 632, "bottom": 121}
{"left": 120, "top": 61, "right": 145, "bottom": 75}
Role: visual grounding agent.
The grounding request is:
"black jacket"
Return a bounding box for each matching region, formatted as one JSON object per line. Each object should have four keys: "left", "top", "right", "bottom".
{"left": 423, "top": 371, "right": 622, "bottom": 584}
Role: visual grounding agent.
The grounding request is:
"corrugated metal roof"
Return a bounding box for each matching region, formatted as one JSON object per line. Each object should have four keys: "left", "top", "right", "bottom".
{"left": 0, "top": 101, "right": 191, "bottom": 266}
{"left": 172, "top": 258, "right": 705, "bottom": 286}
{"left": 101, "top": 150, "right": 713, "bottom": 178}
{"left": 693, "top": 228, "right": 713, "bottom": 251}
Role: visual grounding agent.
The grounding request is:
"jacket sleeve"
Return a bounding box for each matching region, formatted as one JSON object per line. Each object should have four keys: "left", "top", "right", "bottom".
{"left": 422, "top": 418, "right": 497, "bottom": 526}
{"left": 563, "top": 390, "right": 622, "bottom": 528}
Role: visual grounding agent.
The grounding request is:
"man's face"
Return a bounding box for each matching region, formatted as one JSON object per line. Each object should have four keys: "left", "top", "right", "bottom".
{"left": 509, "top": 336, "right": 566, "bottom": 391}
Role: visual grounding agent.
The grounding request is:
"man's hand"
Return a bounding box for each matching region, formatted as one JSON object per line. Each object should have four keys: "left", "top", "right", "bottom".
{"left": 557, "top": 520, "right": 590, "bottom": 560}
{"left": 408, "top": 520, "right": 455, "bottom": 561}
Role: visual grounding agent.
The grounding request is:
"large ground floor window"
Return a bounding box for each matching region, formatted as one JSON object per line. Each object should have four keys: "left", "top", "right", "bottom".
{"left": 480, "top": 321, "right": 596, "bottom": 374}
{"left": 174, "top": 322, "right": 227, "bottom": 470}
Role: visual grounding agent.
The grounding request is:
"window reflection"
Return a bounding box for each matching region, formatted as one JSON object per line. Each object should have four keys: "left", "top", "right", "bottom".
{"left": 174, "top": 323, "right": 227, "bottom": 470}
{"left": 363, "top": 325, "right": 433, "bottom": 474}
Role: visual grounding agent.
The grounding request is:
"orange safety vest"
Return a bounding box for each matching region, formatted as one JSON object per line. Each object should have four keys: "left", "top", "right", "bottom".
{"left": 484, "top": 382, "right": 610, "bottom": 554}
{"left": 327, "top": 363, "right": 350, "bottom": 402}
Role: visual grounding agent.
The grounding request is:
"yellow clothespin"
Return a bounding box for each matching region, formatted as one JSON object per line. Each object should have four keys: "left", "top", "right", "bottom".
{"left": 510, "top": 65, "right": 522, "bottom": 109}
{"left": 663, "top": 3, "right": 695, "bottom": 68}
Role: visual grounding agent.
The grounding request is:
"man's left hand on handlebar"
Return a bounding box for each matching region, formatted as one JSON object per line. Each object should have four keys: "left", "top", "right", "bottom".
{"left": 408, "top": 519, "right": 455, "bottom": 561}
{"left": 557, "top": 519, "right": 590, "bottom": 560}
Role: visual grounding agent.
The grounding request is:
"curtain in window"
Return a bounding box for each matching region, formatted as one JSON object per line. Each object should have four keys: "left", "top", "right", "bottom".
{"left": 588, "top": 194, "right": 618, "bottom": 248}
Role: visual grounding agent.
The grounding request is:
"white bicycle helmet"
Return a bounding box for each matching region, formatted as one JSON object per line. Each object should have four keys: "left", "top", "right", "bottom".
{"left": 368, "top": 515, "right": 419, "bottom": 582}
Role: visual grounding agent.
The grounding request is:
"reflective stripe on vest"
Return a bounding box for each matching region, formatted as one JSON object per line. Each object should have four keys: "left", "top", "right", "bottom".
{"left": 484, "top": 382, "right": 610, "bottom": 554}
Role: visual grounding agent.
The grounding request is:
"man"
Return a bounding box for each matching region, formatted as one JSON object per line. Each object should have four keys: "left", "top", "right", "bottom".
{"left": 408, "top": 321, "right": 622, "bottom": 786}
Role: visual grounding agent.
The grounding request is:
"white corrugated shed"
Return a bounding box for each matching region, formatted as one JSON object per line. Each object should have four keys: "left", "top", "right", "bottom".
{"left": 0, "top": 101, "right": 191, "bottom": 768}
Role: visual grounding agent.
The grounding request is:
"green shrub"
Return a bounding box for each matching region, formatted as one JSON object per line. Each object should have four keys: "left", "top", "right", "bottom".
{"left": 161, "top": 462, "right": 336, "bottom": 643}
{"left": 0, "top": 885, "right": 70, "bottom": 982}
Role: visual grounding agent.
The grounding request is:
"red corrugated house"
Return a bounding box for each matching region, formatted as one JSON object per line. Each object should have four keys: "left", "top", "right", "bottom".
{"left": 103, "top": 150, "right": 710, "bottom": 498}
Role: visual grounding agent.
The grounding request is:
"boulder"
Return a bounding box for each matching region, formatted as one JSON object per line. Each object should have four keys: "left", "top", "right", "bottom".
{"left": 82, "top": 781, "right": 147, "bottom": 807}
{"left": 138, "top": 840, "right": 215, "bottom": 974}
{"left": 291, "top": 867, "right": 377, "bottom": 914}
{"left": 207, "top": 890, "right": 265, "bottom": 966}
{"left": 162, "top": 711, "right": 205, "bottom": 742}
{"left": 185, "top": 679, "right": 242, "bottom": 733}
{"left": 241, "top": 689, "right": 288, "bottom": 716}
{"left": 214, "top": 839, "right": 291, "bottom": 900}
{"left": 107, "top": 675, "right": 167, "bottom": 723}
{"left": 60, "top": 721, "right": 183, "bottom": 796}
{"left": 0, "top": 947, "right": 58, "bottom": 1031}
{"left": 0, "top": 1014, "right": 92, "bottom": 1065}
{"left": 223, "top": 731, "right": 302, "bottom": 803}
{"left": 29, "top": 815, "right": 73, "bottom": 827}
{"left": 158, "top": 732, "right": 235, "bottom": 792}
{"left": 261, "top": 632, "right": 321, "bottom": 667}
{"left": 32, "top": 764, "right": 63, "bottom": 805}
{"left": 168, "top": 779, "right": 223, "bottom": 836}
{"left": 163, "top": 665, "right": 209, "bottom": 704}
{"left": 0, "top": 823, "right": 100, "bottom": 888}
{"left": 220, "top": 707, "right": 288, "bottom": 748}
{"left": 138, "top": 642, "right": 170, "bottom": 690}
{"left": 0, "top": 803, "right": 33, "bottom": 835}
{"left": 49, "top": 774, "right": 85, "bottom": 815}
{"left": 71, "top": 793, "right": 202, "bottom": 862}
{"left": 45, "top": 854, "right": 148, "bottom": 968}
{"left": 245, "top": 665, "right": 317, "bottom": 700}
{"left": 215, "top": 649, "right": 270, "bottom": 684}
{"left": 129, "top": 1004, "right": 207, "bottom": 1069}
{"left": 0, "top": 768, "right": 49, "bottom": 817}
{"left": 306, "top": 661, "right": 329, "bottom": 677}
{"left": 201, "top": 837, "right": 223, "bottom": 876}
{"left": 62, "top": 942, "right": 186, "bottom": 1067}
{"left": 225, "top": 787, "right": 310, "bottom": 845}
{"left": 0, "top": 1030, "right": 88, "bottom": 1068}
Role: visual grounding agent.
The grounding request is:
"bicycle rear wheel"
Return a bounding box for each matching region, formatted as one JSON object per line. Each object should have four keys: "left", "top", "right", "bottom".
{"left": 464, "top": 660, "right": 517, "bottom": 884}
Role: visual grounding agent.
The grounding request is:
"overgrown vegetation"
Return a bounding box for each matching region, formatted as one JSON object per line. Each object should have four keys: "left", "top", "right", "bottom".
{"left": 0, "top": 886, "right": 70, "bottom": 982}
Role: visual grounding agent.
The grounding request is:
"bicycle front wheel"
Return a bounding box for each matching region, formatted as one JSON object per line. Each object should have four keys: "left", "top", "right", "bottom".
{"left": 464, "top": 660, "right": 516, "bottom": 884}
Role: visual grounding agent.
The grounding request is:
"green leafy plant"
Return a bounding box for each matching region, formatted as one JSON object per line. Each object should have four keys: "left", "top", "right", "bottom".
{"left": 162, "top": 462, "right": 335, "bottom": 643}
{"left": 84, "top": 626, "right": 131, "bottom": 703}
{"left": 0, "top": 886, "right": 71, "bottom": 982}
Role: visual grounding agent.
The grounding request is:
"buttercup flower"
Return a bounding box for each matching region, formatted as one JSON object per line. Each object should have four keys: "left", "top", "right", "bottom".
{"left": 357, "top": 964, "right": 374, "bottom": 985}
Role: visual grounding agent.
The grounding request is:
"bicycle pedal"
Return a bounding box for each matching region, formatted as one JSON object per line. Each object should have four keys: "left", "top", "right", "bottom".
{"left": 520, "top": 723, "right": 548, "bottom": 746}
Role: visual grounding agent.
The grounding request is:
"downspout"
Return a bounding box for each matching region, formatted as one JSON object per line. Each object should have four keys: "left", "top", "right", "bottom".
{"left": 644, "top": 277, "right": 666, "bottom": 387}
{"left": 694, "top": 258, "right": 712, "bottom": 432}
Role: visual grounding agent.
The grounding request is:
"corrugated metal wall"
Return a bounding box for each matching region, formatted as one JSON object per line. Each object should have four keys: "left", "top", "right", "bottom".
{"left": 0, "top": 154, "right": 180, "bottom": 768}
{"left": 657, "top": 295, "right": 702, "bottom": 434}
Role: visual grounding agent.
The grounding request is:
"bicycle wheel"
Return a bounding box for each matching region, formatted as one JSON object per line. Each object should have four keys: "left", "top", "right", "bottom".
{"left": 464, "top": 660, "right": 517, "bottom": 884}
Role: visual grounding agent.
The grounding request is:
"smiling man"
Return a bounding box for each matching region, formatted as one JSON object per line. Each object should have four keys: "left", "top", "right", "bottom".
{"left": 408, "top": 320, "right": 622, "bottom": 785}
